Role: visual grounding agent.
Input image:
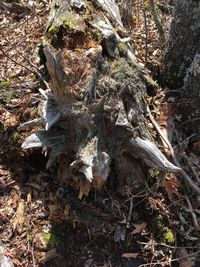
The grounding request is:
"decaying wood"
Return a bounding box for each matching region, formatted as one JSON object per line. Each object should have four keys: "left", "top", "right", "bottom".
{"left": 20, "top": 0, "right": 181, "bottom": 197}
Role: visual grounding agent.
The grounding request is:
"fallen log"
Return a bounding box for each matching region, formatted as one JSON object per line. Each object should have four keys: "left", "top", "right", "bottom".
{"left": 20, "top": 0, "right": 181, "bottom": 197}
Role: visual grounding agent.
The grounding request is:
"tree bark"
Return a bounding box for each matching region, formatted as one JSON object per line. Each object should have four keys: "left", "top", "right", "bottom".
{"left": 20, "top": 0, "right": 180, "bottom": 197}
{"left": 162, "top": 0, "right": 200, "bottom": 139}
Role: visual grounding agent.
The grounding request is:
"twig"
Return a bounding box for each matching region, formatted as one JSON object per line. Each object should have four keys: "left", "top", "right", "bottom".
{"left": 32, "top": 241, "right": 36, "bottom": 267}
{"left": 182, "top": 153, "right": 200, "bottom": 184}
{"left": 185, "top": 196, "right": 199, "bottom": 228}
{"left": 139, "top": 250, "right": 200, "bottom": 267}
{"left": 2, "top": 31, "right": 41, "bottom": 73}
{"left": 147, "top": 105, "right": 200, "bottom": 195}
{"left": 148, "top": 0, "right": 165, "bottom": 45}
{"left": 0, "top": 46, "right": 50, "bottom": 90}
{"left": 18, "top": 118, "right": 44, "bottom": 131}
{"left": 126, "top": 197, "right": 133, "bottom": 228}
{"left": 138, "top": 241, "right": 200, "bottom": 249}
{"left": 142, "top": 7, "right": 148, "bottom": 64}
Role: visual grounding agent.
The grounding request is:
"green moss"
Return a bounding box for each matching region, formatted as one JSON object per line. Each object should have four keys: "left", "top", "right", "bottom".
{"left": 48, "top": 25, "right": 59, "bottom": 34}
{"left": 144, "top": 1, "right": 151, "bottom": 11}
{"left": 12, "top": 131, "right": 21, "bottom": 143}
{"left": 111, "top": 59, "right": 133, "bottom": 80}
{"left": 152, "top": 215, "right": 175, "bottom": 244}
{"left": 162, "top": 227, "right": 175, "bottom": 244}
{"left": 0, "top": 80, "right": 10, "bottom": 87}
{"left": 144, "top": 0, "right": 158, "bottom": 12}
{"left": 43, "top": 35, "right": 52, "bottom": 45}
{"left": 0, "top": 91, "right": 14, "bottom": 106}
{"left": 143, "top": 74, "right": 159, "bottom": 89}
{"left": 91, "top": 28, "right": 103, "bottom": 42}
{"left": 63, "top": 13, "right": 85, "bottom": 32}
{"left": 118, "top": 42, "right": 128, "bottom": 56}
{"left": 43, "top": 231, "right": 58, "bottom": 248}
{"left": 27, "top": 235, "right": 33, "bottom": 242}
{"left": 47, "top": 11, "right": 85, "bottom": 42}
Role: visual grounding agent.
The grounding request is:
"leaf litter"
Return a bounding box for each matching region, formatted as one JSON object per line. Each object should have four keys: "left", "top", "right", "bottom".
{"left": 0, "top": 0, "right": 200, "bottom": 266}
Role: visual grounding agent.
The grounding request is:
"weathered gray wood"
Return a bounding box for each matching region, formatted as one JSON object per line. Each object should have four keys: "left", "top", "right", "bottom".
{"left": 21, "top": 0, "right": 180, "bottom": 195}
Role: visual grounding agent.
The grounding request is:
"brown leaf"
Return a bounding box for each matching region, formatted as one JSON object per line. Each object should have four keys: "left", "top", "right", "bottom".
{"left": 194, "top": 140, "right": 200, "bottom": 147}
{"left": 165, "top": 176, "right": 181, "bottom": 201}
{"left": 39, "top": 249, "right": 58, "bottom": 263}
{"left": 11, "top": 192, "right": 19, "bottom": 209}
{"left": 27, "top": 192, "right": 32, "bottom": 204}
{"left": 78, "top": 180, "right": 91, "bottom": 199}
{"left": 49, "top": 204, "right": 66, "bottom": 224}
{"left": 121, "top": 253, "right": 139, "bottom": 259}
{"left": 177, "top": 248, "right": 193, "bottom": 267}
{"left": 131, "top": 223, "right": 147, "bottom": 235}
{"left": 92, "top": 175, "right": 104, "bottom": 189}
{"left": 179, "top": 262, "right": 193, "bottom": 267}
{"left": 12, "top": 258, "right": 23, "bottom": 266}
{"left": 12, "top": 199, "right": 25, "bottom": 233}
{"left": 4, "top": 110, "right": 19, "bottom": 127}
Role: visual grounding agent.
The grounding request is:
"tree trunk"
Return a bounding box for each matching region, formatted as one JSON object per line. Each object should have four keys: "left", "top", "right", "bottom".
{"left": 20, "top": 0, "right": 180, "bottom": 197}
{"left": 162, "top": 0, "right": 200, "bottom": 139}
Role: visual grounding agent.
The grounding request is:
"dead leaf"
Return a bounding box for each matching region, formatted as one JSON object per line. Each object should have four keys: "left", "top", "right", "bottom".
{"left": 148, "top": 197, "right": 169, "bottom": 214}
{"left": 12, "top": 257, "right": 23, "bottom": 266}
{"left": 35, "top": 232, "right": 48, "bottom": 249}
{"left": 12, "top": 199, "right": 25, "bottom": 233}
{"left": 92, "top": 175, "right": 104, "bottom": 189}
{"left": 144, "top": 239, "right": 156, "bottom": 253}
{"left": 131, "top": 223, "right": 147, "bottom": 235}
{"left": 11, "top": 192, "right": 19, "bottom": 209}
{"left": 49, "top": 204, "right": 66, "bottom": 224}
{"left": 179, "top": 262, "right": 193, "bottom": 267}
{"left": 121, "top": 253, "right": 139, "bottom": 259}
{"left": 3, "top": 110, "right": 19, "bottom": 127}
{"left": 27, "top": 192, "right": 31, "bottom": 204}
{"left": 194, "top": 140, "right": 200, "bottom": 147}
{"left": 164, "top": 176, "right": 181, "bottom": 200}
{"left": 39, "top": 249, "right": 58, "bottom": 263}
{"left": 177, "top": 248, "right": 193, "bottom": 267}
{"left": 78, "top": 180, "right": 91, "bottom": 199}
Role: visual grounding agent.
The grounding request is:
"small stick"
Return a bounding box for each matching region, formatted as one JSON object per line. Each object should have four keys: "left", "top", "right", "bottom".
{"left": 32, "top": 241, "right": 36, "bottom": 267}
{"left": 139, "top": 250, "right": 200, "bottom": 267}
{"left": 142, "top": 7, "right": 148, "bottom": 64}
{"left": 126, "top": 197, "right": 133, "bottom": 228}
{"left": 182, "top": 153, "right": 200, "bottom": 183}
{"left": 0, "top": 46, "right": 50, "bottom": 90}
{"left": 186, "top": 196, "right": 199, "bottom": 228}
{"left": 147, "top": 105, "right": 200, "bottom": 195}
{"left": 148, "top": 0, "right": 165, "bottom": 45}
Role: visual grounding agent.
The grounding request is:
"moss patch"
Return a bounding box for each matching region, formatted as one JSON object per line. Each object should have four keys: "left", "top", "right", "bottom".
{"left": 152, "top": 214, "right": 175, "bottom": 244}
{"left": 43, "top": 231, "right": 59, "bottom": 248}
{"left": 118, "top": 42, "right": 128, "bottom": 56}
{"left": 111, "top": 59, "right": 133, "bottom": 80}
{"left": 0, "top": 80, "right": 11, "bottom": 87}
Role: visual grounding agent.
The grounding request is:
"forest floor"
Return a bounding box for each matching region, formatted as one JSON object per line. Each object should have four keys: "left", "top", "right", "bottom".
{"left": 0, "top": 1, "right": 200, "bottom": 267}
